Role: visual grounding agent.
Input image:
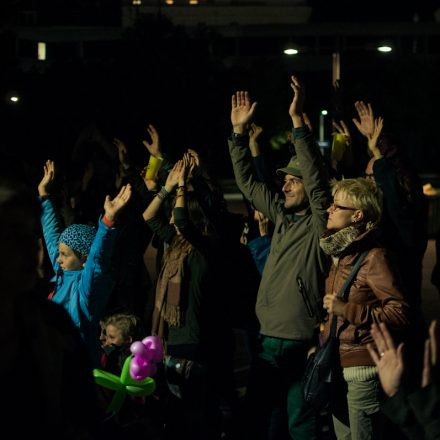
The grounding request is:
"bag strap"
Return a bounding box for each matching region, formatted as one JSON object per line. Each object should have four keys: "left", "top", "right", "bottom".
{"left": 329, "top": 250, "right": 369, "bottom": 337}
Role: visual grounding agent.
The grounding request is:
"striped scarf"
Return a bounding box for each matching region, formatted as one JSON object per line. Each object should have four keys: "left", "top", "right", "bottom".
{"left": 151, "top": 236, "right": 193, "bottom": 339}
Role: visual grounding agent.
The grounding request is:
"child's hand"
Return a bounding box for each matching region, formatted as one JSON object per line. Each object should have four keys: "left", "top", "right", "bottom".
{"left": 38, "top": 160, "right": 55, "bottom": 197}
{"left": 104, "top": 184, "right": 132, "bottom": 223}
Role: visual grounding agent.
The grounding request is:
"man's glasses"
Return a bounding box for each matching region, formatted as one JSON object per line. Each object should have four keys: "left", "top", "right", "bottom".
{"left": 328, "top": 202, "right": 356, "bottom": 212}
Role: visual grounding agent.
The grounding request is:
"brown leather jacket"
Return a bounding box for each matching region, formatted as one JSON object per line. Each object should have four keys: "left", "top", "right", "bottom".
{"left": 323, "top": 230, "right": 410, "bottom": 368}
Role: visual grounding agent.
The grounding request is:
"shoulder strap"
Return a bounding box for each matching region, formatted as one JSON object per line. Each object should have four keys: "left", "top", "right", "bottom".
{"left": 330, "top": 250, "right": 369, "bottom": 337}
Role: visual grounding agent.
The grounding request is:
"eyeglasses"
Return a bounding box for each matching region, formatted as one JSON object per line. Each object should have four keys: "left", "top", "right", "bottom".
{"left": 328, "top": 202, "right": 356, "bottom": 212}
{"left": 364, "top": 172, "right": 375, "bottom": 180}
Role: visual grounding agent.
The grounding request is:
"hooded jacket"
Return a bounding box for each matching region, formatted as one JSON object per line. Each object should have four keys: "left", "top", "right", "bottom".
{"left": 229, "top": 127, "right": 330, "bottom": 340}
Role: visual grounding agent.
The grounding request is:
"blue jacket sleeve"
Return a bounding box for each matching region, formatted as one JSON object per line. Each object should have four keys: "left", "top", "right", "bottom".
{"left": 79, "top": 217, "right": 117, "bottom": 317}
{"left": 40, "top": 197, "right": 64, "bottom": 271}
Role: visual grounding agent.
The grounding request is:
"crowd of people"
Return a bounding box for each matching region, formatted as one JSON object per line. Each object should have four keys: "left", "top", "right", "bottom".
{"left": 0, "top": 74, "right": 439, "bottom": 440}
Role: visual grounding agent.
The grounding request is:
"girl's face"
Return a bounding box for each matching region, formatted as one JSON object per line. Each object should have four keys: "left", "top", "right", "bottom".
{"left": 103, "top": 324, "right": 127, "bottom": 347}
{"left": 57, "top": 243, "right": 86, "bottom": 271}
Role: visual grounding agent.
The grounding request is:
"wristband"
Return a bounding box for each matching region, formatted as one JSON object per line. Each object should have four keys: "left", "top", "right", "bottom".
{"left": 102, "top": 215, "right": 115, "bottom": 227}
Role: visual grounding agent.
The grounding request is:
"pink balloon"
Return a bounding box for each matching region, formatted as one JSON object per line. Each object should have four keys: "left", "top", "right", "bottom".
{"left": 129, "top": 357, "right": 156, "bottom": 380}
{"left": 142, "top": 336, "right": 164, "bottom": 362}
{"left": 130, "top": 341, "right": 149, "bottom": 358}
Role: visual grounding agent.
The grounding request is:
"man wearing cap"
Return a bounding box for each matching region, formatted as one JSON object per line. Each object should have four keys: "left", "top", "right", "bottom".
{"left": 228, "top": 76, "right": 330, "bottom": 439}
{"left": 38, "top": 159, "right": 132, "bottom": 366}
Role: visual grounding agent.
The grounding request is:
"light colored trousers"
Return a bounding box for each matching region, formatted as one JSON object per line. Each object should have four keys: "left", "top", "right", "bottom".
{"left": 332, "top": 373, "right": 385, "bottom": 440}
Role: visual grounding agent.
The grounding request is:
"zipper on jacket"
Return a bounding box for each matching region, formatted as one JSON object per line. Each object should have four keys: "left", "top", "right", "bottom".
{"left": 297, "top": 277, "right": 314, "bottom": 318}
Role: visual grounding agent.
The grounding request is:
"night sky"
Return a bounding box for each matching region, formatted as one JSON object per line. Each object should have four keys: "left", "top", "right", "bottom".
{"left": 1, "top": 1, "right": 440, "bottom": 184}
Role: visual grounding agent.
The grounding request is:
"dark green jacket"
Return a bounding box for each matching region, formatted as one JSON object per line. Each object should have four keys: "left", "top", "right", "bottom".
{"left": 228, "top": 127, "right": 330, "bottom": 340}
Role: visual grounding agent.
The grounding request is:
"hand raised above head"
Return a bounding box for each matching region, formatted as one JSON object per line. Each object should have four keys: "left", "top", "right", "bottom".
{"left": 288, "top": 75, "right": 306, "bottom": 127}
{"left": 165, "top": 160, "right": 183, "bottom": 190}
{"left": 352, "top": 101, "right": 375, "bottom": 138}
{"left": 367, "top": 117, "right": 384, "bottom": 158}
{"left": 103, "top": 184, "right": 132, "bottom": 223}
{"left": 142, "top": 124, "right": 162, "bottom": 158}
{"left": 38, "top": 160, "right": 55, "bottom": 197}
{"left": 231, "top": 91, "right": 257, "bottom": 134}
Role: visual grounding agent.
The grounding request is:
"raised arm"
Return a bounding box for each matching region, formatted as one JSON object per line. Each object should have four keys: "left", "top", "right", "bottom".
{"left": 80, "top": 184, "right": 132, "bottom": 303}
{"left": 142, "top": 124, "right": 163, "bottom": 159}
{"left": 228, "top": 91, "right": 280, "bottom": 222}
{"left": 38, "top": 160, "right": 64, "bottom": 269}
{"left": 142, "top": 161, "right": 181, "bottom": 222}
{"left": 231, "top": 91, "right": 257, "bottom": 135}
{"left": 288, "top": 75, "right": 305, "bottom": 128}
{"left": 103, "top": 184, "right": 132, "bottom": 223}
{"left": 288, "top": 75, "right": 330, "bottom": 226}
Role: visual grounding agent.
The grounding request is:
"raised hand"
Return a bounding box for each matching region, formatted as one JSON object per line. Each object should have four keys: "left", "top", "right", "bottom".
{"left": 142, "top": 124, "right": 162, "bottom": 158}
{"left": 38, "top": 160, "right": 55, "bottom": 197}
{"left": 179, "top": 154, "right": 193, "bottom": 186}
{"left": 249, "top": 123, "right": 263, "bottom": 156}
{"left": 353, "top": 101, "right": 375, "bottom": 138}
{"left": 367, "top": 117, "right": 384, "bottom": 159}
{"left": 422, "top": 320, "right": 439, "bottom": 388}
{"left": 165, "top": 160, "right": 183, "bottom": 192}
{"left": 367, "top": 322, "right": 405, "bottom": 397}
{"left": 249, "top": 123, "right": 263, "bottom": 143}
{"left": 254, "top": 210, "right": 269, "bottom": 237}
{"left": 288, "top": 75, "right": 306, "bottom": 127}
{"left": 113, "top": 138, "right": 130, "bottom": 170}
{"left": 231, "top": 91, "right": 257, "bottom": 134}
{"left": 104, "top": 184, "right": 132, "bottom": 222}
{"left": 187, "top": 148, "right": 201, "bottom": 178}
{"left": 332, "top": 120, "right": 352, "bottom": 147}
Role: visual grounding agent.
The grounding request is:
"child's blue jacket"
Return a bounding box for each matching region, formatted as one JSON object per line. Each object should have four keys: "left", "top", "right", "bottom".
{"left": 40, "top": 197, "right": 116, "bottom": 366}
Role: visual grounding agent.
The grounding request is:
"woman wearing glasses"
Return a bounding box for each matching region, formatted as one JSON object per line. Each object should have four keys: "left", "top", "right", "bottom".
{"left": 320, "top": 177, "right": 410, "bottom": 440}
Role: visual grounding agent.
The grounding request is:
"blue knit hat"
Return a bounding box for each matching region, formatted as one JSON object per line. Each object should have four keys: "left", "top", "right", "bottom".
{"left": 59, "top": 224, "right": 96, "bottom": 256}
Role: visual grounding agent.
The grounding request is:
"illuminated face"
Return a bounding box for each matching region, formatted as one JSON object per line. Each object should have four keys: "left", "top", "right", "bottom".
{"left": 57, "top": 243, "right": 86, "bottom": 271}
{"left": 282, "top": 174, "right": 308, "bottom": 210}
{"left": 326, "top": 191, "right": 360, "bottom": 231}
{"left": 104, "top": 324, "right": 128, "bottom": 347}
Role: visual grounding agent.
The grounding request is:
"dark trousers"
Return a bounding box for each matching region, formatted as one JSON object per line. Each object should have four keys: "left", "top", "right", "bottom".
{"left": 243, "top": 335, "right": 317, "bottom": 440}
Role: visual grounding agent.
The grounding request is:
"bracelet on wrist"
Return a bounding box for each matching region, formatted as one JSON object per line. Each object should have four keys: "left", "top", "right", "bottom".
{"left": 159, "top": 186, "right": 170, "bottom": 199}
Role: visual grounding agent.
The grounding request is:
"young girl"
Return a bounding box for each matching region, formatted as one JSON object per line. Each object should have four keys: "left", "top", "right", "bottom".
{"left": 38, "top": 160, "right": 132, "bottom": 366}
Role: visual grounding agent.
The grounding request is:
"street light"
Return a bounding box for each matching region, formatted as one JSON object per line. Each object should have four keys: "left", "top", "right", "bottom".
{"left": 283, "top": 41, "right": 299, "bottom": 55}
{"left": 319, "top": 110, "right": 327, "bottom": 142}
{"left": 284, "top": 48, "right": 298, "bottom": 55}
{"left": 377, "top": 42, "right": 393, "bottom": 53}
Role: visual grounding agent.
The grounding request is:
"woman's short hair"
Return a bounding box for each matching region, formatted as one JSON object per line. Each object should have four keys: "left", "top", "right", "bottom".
{"left": 331, "top": 178, "right": 383, "bottom": 229}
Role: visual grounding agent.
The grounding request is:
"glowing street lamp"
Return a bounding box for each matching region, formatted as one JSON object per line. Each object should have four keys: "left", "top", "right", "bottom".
{"left": 377, "top": 43, "right": 393, "bottom": 53}
{"left": 319, "top": 110, "right": 327, "bottom": 142}
{"left": 284, "top": 47, "right": 298, "bottom": 55}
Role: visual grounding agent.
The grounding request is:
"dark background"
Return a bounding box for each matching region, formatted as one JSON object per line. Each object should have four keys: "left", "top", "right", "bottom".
{"left": 1, "top": 0, "right": 440, "bottom": 183}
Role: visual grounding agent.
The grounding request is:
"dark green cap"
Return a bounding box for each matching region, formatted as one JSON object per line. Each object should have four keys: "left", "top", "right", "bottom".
{"left": 276, "top": 156, "right": 302, "bottom": 178}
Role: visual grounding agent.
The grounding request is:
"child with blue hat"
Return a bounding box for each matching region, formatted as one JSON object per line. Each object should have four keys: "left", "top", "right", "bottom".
{"left": 38, "top": 160, "right": 132, "bottom": 366}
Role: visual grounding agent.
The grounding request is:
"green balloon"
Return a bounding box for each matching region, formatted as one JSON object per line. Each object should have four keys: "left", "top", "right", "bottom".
{"left": 93, "top": 356, "right": 156, "bottom": 414}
